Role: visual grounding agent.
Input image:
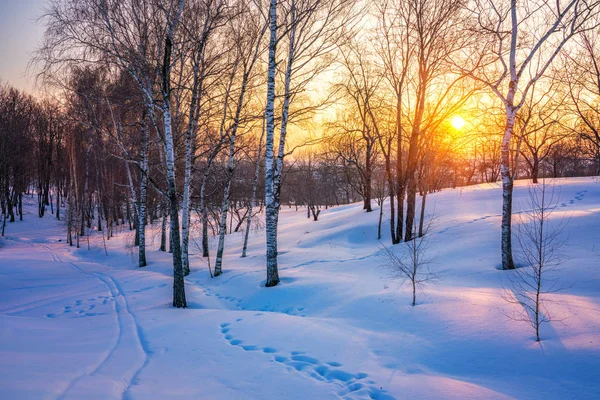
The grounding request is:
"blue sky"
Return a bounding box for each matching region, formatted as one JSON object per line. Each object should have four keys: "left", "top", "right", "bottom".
{"left": 0, "top": 0, "right": 47, "bottom": 93}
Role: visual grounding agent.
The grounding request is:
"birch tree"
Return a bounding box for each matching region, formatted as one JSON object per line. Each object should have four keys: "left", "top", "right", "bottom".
{"left": 214, "top": 6, "right": 267, "bottom": 276}
{"left": 180, "top": 0, "right": 228, "bottom": 276}
{"left": 241, "top": 121, "right": 265, "bottom": 258}
{"left": 463, "top": 0, "right": 600, "bottom": 270}
{"left": 263, "top": 0, "right": 356, "bottom": 287}
{"left": 41, "top": 0, "right": 188, "bottom": 307}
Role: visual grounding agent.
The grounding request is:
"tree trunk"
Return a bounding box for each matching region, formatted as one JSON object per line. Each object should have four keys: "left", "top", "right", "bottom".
{"left": 386, "top": 159, "right": 397, "bottom": 243}
{"left": 18, "top": 193, "right": 22, "bottom": 221}
{"left": 160, "top": 203, "right": 168, "bottom": 252}
{"left": 242, "top": 130, "right": 264, "bottom": 258}
{"left": 264, "top": 0, "right": 280, "bottom": 287}
{"left": 500, "top": 109, "right": 516, "bottom": 270}
{"left": 202, "top": 203, "right": 209, "bottom": 257}
{"left": 364, "top": 142, "right": 373, "bottom": 212}
{"left": 181, "top": 72, "right": 201, "bottom": 277}
{"left": 138, "top": 169, "right": 148, "bottom": 267}
{"left": 377, "top": 200, "right": 383, "bottom": 240}
{"left": 532, "top": 156, "right": 539, "bottom": 184}
{"left": 161, "top": 22, "right": 186, "bottom": 308}
{"left": 418, "top": 192, "right": 427, "bottom": 238}
{"left": 56, "top": 184, "right": 60, "bottom": 221}
{"left": 404, "top": 71, "right": 426, "bottom": 242}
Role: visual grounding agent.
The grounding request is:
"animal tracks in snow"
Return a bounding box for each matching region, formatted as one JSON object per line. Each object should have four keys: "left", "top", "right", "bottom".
{"left": 437, "top": 189, "right": 590, "bottom": 235}
{"left": 218, "top": 319, "right": 395, "bottom": 400}
{"left": 560, "top": 189, "right": 588, "bottom": 208}
{"left": 45, "top": 296, "right": 113, "bottom": 318}
{"left": 202, "top": 287, "right": 308, "bottom": 317}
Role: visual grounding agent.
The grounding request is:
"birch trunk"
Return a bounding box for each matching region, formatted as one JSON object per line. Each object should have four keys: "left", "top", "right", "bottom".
{"left": 264, "top": 0, "right": 280, "bottom": 287}
{"left": 164, "top": 101, "right": 186, "bottom": 307}
{"left": 137, "top": 123, "right": 149, "bottom": 268}
{"left": 241, "top": 128, "right": 264, "bottom": 258}
{"left": 215, "top": 41, "right": 258, "bottom": 274}
{"left": 500, "top": 108, "right": 517, "bottom": 270}
{"left": 161, "top": 8, "right": 187, "bottom": 308}
{"left": 396, "top": 94, "right": 404, "bottom": 242}
{"left": 124, "top": 120, "right": 147, "bottom": 268}
{"left": 181, "top": 50, "right": 205, "bottom": 276}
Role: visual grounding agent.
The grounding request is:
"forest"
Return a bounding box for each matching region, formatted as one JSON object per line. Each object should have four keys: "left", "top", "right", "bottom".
{"left": 1, "top": 0, "right": 599, "bottom": 308}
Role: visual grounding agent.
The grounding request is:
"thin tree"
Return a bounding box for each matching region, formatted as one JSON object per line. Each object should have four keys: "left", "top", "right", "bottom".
{"left": 503, "top": 179, "right": 567, "bottom": 341}
{"left": 263, "top": 0, "right": 356, "bottom": 286}
{"left": 462, "top": 0, "right": 600, "bottom": 269}
{"left": 381, "top": 215, "right": 437, "bottom": 306}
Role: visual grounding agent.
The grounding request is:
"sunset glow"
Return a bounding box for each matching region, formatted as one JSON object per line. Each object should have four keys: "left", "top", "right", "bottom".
{"left": 2, "top": 0, "right": 600, "bottom": 398}
{"left": 451, "top": 115, "right": 466, "bottom": 130}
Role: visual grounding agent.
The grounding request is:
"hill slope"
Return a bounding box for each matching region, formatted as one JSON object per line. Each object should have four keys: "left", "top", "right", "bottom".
{"left": 1, "top": 177, "right": 599, "bottom": 399}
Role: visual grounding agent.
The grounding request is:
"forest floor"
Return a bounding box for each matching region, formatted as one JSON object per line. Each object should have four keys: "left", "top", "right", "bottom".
{"left": 1, "top": 177, "right": 600, "bottom": 399}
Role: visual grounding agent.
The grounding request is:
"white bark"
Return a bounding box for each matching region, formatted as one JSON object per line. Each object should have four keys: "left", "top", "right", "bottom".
{"left": 264, "top": 0, "right": 280, "bottom": 287}
{"left": 162, "top": 0, "right": 187, "bottom": 308}
{"left": 214, "top": 16, "right": 266, "bottom": 275}
{"left": 242, "top": 127, "right": 264, "bottom": 258}
{"left": 137, "top": 119, "right": 149, "bottom": 267}
{"left": 467, "top": 0, "right": 600, "bottom": 269}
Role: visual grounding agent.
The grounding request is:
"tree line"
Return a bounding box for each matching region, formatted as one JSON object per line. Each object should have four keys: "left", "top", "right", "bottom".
{"left": 1, "top": 0, "right": 599, "bottom": 308}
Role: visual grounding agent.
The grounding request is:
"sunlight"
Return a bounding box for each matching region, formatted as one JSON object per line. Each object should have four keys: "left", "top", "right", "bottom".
{"left": 451, "top": 115, "right": 466, "bottom": 130}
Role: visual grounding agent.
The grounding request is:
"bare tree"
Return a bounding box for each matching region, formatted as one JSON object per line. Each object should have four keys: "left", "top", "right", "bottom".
{"left": 463, "top": 0, "right": 600, "bottom": 270}
{"left": 373, "top": 0, "right": 413, "bottom": 243}
{"left": 562, "top": 30, "right": 600, "bottom": 174}
{"left": 241, "top": 122, "right": 265, "bottom": 258}
{"left": 41, "top": 0, "right": 189, "bottom": 307}
{"left": 516, "top": 84, "right": 567, "bottom": 184}
{"left": 213, "top": 3, "right": 267, "bottom": 277}
{"left": 263, "top": 0, "right": 356, "bottom": 287}
{"left": 503, "top": 179, "right": 567, "bottom": 341}
{"left": 381, "top": 216, "right": 437, "bottom": 306}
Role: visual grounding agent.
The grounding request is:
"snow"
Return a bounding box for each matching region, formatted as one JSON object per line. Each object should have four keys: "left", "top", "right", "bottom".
{"left": 1, "top": 177, "right": 600, "bottom": 399}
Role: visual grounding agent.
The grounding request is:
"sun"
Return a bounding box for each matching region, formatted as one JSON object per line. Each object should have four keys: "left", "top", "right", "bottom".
{"left": 451, "top": 115, "right": 466, "bottom": 130}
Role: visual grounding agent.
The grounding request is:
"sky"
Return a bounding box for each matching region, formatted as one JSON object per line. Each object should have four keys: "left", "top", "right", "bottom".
{"left": 0, "top": 0, "right": 47, "bottom": 94}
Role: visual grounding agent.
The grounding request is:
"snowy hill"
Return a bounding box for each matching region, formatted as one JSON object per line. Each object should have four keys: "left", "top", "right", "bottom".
{"left": 1, "top": 177, "right": 600, "bottom": 399}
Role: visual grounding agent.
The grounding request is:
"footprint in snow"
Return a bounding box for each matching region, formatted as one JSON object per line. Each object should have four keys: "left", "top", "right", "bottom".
{"left": 218, "top": 317, "right": 395, "bottom": 399}
{"left": 45, "top": 296, "right": 111, "bottom": 319}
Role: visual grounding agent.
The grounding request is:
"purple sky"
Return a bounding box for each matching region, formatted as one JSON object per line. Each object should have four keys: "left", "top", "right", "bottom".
{"left": 0, "top": 0, "right": 47, "bottom": 94}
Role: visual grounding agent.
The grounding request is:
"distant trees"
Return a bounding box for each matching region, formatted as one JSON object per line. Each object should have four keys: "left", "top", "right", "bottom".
{"left": 0, "top": 85, "right": 34, "bottom": 232}
{"left": 564, "top": 30, "right": 600, "bottom": 174}
{"left": 517, "top": 87, "right": 567, "bottom": 184}
{"left": 0, "top": 0, "right": 591, "bottom": 309}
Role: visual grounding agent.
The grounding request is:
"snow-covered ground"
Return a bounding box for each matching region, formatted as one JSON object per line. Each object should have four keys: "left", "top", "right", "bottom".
{"left": 1, "top": 177, "right": 599, "bottom": 399}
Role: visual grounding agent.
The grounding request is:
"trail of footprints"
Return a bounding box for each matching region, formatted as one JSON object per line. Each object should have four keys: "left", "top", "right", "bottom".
{"left": 46, "top": 296, "right": 113, "bottom": 318}
{"left": 437, "top": 189, "right": 589, "bottom": 235}
{"left": 45, "top": 283, "right": 168, "bottom": 319}
{"left": 203, "top": 287, "right": 307, "bottom": 317}
{"left": 560, "top": 189, "right": 588, "bottom": 207}
{"left": 219, "top": 318, "right": 395, "bottom": 400}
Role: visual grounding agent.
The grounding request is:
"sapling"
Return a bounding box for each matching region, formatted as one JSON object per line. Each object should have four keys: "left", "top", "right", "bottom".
{"left": 503, "top": 179, "right": 567, "bottom": 341}
{"left": 382, "top": 216, "right": 437, "bottom": 306}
